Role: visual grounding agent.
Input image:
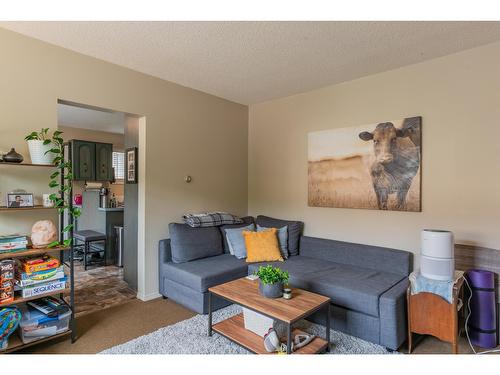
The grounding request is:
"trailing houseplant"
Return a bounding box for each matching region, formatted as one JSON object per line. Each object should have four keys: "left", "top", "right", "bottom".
{"left": 254, "top": 265, "right": 289, "bottom": 298}
{"left": 25, "top": 128, "right": 81, "bottom": 248}
{"left": 24, "top": 128, "right": 56, "bottom": 164}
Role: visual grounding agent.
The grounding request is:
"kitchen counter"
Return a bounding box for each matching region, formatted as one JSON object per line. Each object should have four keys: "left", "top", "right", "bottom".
{"left": 97, "top": 207, "right": 124, "bottom": 212}
{"left": 76, "top": 191, "right": 124, "bottom": 265}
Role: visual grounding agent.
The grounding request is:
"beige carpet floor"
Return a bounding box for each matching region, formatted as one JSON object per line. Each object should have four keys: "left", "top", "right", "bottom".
{"left": 19, "top": 298, "right": 195, "bottom": 354}
{"left": 16, "top": 296, "right": 493, "bottom": 354}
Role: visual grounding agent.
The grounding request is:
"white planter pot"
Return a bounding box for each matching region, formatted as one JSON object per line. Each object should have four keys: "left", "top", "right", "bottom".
{"left": 27, "top": 140, "right": 55, "bottom": 165}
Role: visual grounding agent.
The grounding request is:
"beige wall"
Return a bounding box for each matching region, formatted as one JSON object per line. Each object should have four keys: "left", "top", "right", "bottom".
{"left": 0, "top": 28, "right": 248, "bottom": 299}
{"left": 249, "top": 41, "right": 500, "bottom": 266}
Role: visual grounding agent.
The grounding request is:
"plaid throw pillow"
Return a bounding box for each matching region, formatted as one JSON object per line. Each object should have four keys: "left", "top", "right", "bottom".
{"left": 183, "top": 212, "right": 243, "bottom": 228}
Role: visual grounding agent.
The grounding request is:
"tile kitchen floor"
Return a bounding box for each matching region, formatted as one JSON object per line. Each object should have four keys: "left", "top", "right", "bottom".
{"left": 67, "top": 263, "right": 136, "bottom": 316}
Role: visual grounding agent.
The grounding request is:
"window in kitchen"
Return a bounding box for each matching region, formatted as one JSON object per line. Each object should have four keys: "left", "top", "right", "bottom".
{"left": 112, "top": 151, "right": 125, "bottom": 182}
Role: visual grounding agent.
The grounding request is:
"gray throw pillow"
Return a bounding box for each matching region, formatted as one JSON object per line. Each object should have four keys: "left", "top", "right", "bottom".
{"left": 219, "top": 216, "right": 255, "bottom": 253}
{"left": 257, "top": 224, "right": 288, "bottom": 260}
{"left": 224, "top": 223, "right": 255, "bottom": 259}
{"left": 169, "top": 223, "right": 223, "bottom": 263}
{"left": 256, "top": 216, "right": 303, "bottom": 256}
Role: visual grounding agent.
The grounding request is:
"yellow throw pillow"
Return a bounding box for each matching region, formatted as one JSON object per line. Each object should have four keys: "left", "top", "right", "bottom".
{"left": 243, "top": 228, "right": 284, "bottom": 263}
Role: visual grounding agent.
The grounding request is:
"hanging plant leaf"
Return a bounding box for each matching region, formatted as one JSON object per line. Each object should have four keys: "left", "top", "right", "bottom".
{"left": 63, "top": 224, "right": 74, "bottom": 232}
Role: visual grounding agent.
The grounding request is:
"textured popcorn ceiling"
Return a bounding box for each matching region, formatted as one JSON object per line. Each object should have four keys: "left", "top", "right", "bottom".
{"left": 3, "top": 21, "right": 500, "bottom": 104}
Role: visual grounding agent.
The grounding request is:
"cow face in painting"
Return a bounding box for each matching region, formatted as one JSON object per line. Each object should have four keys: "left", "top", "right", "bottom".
{"left": 358, "top": 120, "right": 420, "bottom": 210}
{"left": 358, "top": 122, "right": 409, "bottom": 165}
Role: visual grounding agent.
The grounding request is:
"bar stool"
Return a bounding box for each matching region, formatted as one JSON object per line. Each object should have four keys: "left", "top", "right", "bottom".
{"left": 73, "top": 230, "right": 107, "bottom": 270}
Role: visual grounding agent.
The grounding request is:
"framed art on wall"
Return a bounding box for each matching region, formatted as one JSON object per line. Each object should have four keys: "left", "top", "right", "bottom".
{"left": 308, "top": 116, "right": 421, "bottom": 212}
{"left": 125, "top": 147, "right": 138, "bottom": 184}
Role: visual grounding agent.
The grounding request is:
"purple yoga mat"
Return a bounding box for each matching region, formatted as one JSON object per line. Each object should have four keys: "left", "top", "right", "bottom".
{"left": 466, "top": 269, "right": 497, "bottom": 349}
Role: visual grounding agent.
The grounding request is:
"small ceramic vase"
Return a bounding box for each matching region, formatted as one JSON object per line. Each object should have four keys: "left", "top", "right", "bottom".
{"left": 2, "top": 148, "right": 23, "bottom": 163}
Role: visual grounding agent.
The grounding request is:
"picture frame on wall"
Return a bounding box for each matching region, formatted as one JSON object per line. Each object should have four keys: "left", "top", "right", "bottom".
{"left": 308, "top": 116, "right": 422, "bottom": 212}
{"left": 125, "top": 147, "right": 138, "bottom": 184}
{"left": 7, "top": 193, "right": 34, "bottom": 208}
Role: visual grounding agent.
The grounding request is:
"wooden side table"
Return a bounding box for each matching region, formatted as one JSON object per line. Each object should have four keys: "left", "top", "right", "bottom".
{"left": 407, "top": 277, "right": 465, "bottom": 354}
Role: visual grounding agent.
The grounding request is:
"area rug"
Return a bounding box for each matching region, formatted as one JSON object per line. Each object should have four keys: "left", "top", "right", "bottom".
{"left": 101, "top": 305, "right": 396, "bottom": 354}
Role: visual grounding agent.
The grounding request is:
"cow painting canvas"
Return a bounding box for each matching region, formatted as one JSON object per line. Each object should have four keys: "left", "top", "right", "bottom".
{"left": 308, "top": 117, "right": 421, "bottom": 211}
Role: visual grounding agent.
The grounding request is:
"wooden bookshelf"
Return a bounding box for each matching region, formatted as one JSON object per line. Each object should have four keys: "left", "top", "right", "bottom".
{"left": 0, "top": 246, "right": 70, "bottom": 261}
{"left": 0, "top": 205, "right": 57, "bottom": 211}
{"left": 0, "top": 288, "right": 70, "bottom": 308}
{"left": 1, "top": 330, "right": 71, "bottom": 353}
{"left": 0, "top": 162, "right": 55, "bottom": 168}
{"left": 0, "top": 147, "right": 76, "bottom": 351}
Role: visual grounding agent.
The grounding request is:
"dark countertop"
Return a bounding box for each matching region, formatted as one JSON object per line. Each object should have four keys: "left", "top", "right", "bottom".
{"left": 97, "top": 207, "right": 124, "bottom": 212}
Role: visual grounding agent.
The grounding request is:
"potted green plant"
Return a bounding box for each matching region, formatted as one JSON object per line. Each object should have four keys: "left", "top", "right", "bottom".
{"left": 24, "top": 128, "right": 55, "bottom": 165}
{"left": 255, "top": 265, "right": 289, "bottom": 299}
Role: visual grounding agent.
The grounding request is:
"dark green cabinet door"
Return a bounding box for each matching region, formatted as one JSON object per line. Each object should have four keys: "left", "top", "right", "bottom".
{"left": 72, "top": 140, "right": 95, "bottom": 181}
{"left": 95, "top": 143, "right": 113, "bottom": 181}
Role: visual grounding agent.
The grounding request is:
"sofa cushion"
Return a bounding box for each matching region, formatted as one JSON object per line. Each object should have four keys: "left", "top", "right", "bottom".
{"left": 248, "top": 255, "right": 404, "bottom": 317}
{"left": 257, "top": 224, "right": 288, "bottom": 260}
{"left": 256, "top": 215, "right": 303, "bottom": 256}
{"left": 247, "top": 255, "right": 337, "bottom": 276}
{"left": 219, "top": 216, "right": 255, "bottom": 253}
{"left": 169, "top": 223, "right": 223, "bottom": 263}
{"left": 162, "top": 254, "right": 248, "bottom": 292}
{"left": 244, "top": 229, "right": 284, "bottom": 263}
{"left": 296, "top": 265, "right": 405, "bottom": 317}
{"left": 299, "top": 236, "right": 412, "bottom": 276}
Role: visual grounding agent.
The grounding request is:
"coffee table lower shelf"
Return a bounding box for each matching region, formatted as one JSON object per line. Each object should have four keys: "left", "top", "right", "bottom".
{"left": 212, "top": 313, "right": 328, "bottom": 354}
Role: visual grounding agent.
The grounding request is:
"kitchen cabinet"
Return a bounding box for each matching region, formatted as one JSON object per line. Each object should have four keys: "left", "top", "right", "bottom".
{"left": 71, "top": 140, "right": 113, "bottom": 181}
{"left": 95, "top": 143, "right": 113, "bottom": 181}
{"left": 72, "top": 140, "right": 95, "bottom": 181}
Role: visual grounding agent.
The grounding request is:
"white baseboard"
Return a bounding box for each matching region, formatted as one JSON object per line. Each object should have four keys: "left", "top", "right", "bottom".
{"left": 137, "top": 291, "right": 162, "bottom": 301}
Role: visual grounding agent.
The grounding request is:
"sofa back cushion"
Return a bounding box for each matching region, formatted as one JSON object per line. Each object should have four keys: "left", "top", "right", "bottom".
{"left": 169, "top": 223, "right": 223, "bottom": 263}
{"left": 256, "top": 215, "right": 303, "bottom": 256}
{"left": 299, "top": 236, "right": 412, "bottom": 276}
{"left": 219, "top": 216, "right": 255, "bottom": 253}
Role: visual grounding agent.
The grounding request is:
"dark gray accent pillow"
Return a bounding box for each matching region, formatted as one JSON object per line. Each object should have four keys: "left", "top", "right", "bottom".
{"left": 256, "top": 215, "right": 304, "bottom": 256}
{"left": 169, "top": 223, "right": 223, "bottom": 263}
{"left": 219, "top": 216, "right": 255, "bottom": 253}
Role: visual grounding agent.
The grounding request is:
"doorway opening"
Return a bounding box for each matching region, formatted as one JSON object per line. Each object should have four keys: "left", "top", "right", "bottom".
{"left": 57, "top": 99, "right": 141, "bottom": 316}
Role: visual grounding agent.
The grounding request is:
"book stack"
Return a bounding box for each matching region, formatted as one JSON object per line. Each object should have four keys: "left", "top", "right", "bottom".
{"left": 15, "top": 255, "right": 66, "bottom": 298}
{"left": 0, "top": 234, "right": 28, "bottom": 254}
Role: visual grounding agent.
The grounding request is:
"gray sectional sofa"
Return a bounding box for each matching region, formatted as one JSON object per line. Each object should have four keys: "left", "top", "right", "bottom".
{"left": 158, "top": 215, "right": 412, "bottom": 350}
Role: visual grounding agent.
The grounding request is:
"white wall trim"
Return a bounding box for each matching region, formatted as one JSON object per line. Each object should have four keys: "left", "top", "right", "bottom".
{"left": 136, "top": 116, "right": 147, "bottom": 299}
{"left": 137, "top": 291, "right": 161, "bottom": 302}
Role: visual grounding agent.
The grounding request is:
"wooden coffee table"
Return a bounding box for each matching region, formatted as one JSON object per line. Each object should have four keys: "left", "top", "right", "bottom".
{"left": 208, "top": 277, "right": 331, "bottom": 354}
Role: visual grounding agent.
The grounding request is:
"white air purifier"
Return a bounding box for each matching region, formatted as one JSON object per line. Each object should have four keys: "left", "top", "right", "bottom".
{"left": 420, "top": 229, "right": 455, "bottom": 281}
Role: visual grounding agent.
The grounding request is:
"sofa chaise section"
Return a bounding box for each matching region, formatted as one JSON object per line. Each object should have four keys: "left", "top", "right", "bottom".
{"left": 159, "top": 239, "right": 249, "bottom": 313}
{"left": 298, "top": 236, "right": 412, "bottom": 350}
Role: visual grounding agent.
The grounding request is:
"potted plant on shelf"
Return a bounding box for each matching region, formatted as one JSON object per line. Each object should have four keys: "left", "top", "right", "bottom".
{"left": 24, "top": 128, "right": 56, "bottom": 165}
{"left": 255, "top": 265, "right": 289, "bottom": 299}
